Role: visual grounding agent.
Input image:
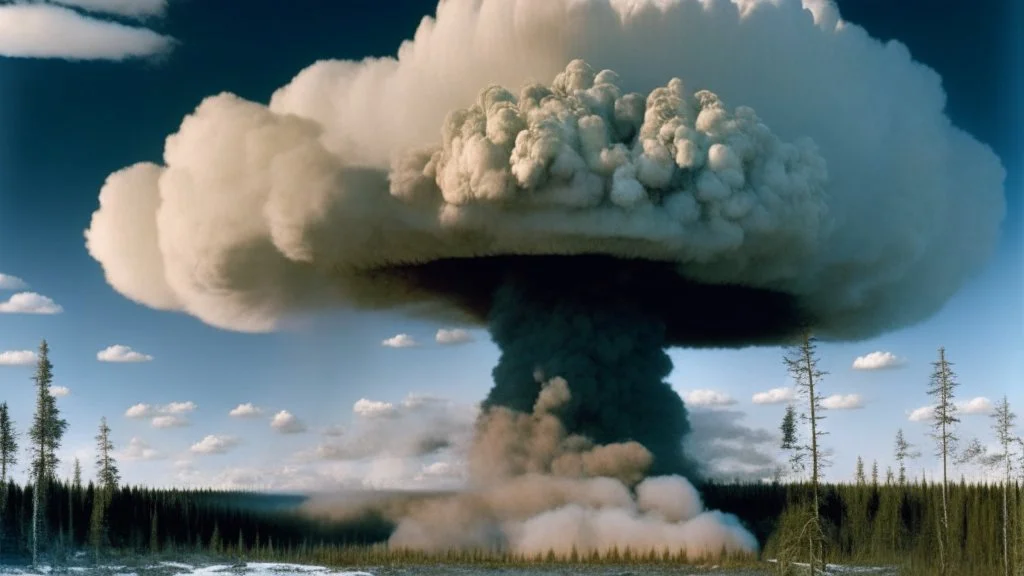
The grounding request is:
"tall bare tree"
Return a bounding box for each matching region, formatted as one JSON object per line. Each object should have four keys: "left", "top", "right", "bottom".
{"left": 784, "top": 332, "right": 829, "bottom": 575}
{"left": 989, "top": 396, "right": 1017, "bottom": 576}
{"left": 927, "top": 346, "right": 960, "bottom": 575}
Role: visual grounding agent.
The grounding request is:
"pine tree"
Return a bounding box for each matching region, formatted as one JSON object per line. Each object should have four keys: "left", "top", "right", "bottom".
{"left": 72, "top": 458, "right": 82, "bottom": 489}
{"left": 210, "top": 523, "right": 222, "bottom": 554}
{"left": 885, "top": 466, "right": 894, "bottom": 485}
{"left": 871, "top": 460, "right": 879, "bottom": 487}
{"left": 95, "top": 417, "right": 119, "bottom": 491}
{"left": 894, "top": 428, "right": 920, "bottom": 485}
{"left": 927, "top": 346, "right": 960, "bottom": 575}
{"left": 28, "top": 340, "right": 67, "bottom": 566}
{"left": 780, "top": 403, "right": 803, "bottom": 476}
{"left": 989, "top": 396, "right": 1017, "bottom": 576}
{"left": 856, "top": 456, "right": 866, "bottom": 485}
{"left": 783, "top": 331, "right": 829, "bottom": 575}
{"left": 0, "top": 402, "right": 18, "bottom": 560}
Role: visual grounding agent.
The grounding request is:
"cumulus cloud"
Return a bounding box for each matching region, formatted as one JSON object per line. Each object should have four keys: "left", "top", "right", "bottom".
{"left": 435, "top": 328, "right": 474, "bottom": 345}
{"left": 0, "top": 3, "right": 174, "bottom": 60}
{"left": 152, "top": 415, "right": 188, "bottom": 428}
{"left": 83, "top": 0, "right": 1005, "bottom": 347}
{"left": 125, "top": 401, "right": 195, "bottom": 426}
{"left": 961, "top": 397, "right": 993, "bottom": 415}
{"left": 309, "top": 393, "right": 476, "bottom": 462}
{"left": 821, "top": 393, "right": 864, "bottom": 410}
{"left": 0, "top": 292, "right": 63, "bottom": 314}
{"left": 271, "top": 410, "right": 308, "bottom": 434}
{"left": 382, "top": 334, "right": 418, "bottom": 348}
{"left": 120, "top": 437, "right": 161, "bottom": 461}
{"left": 0, "top": 350, "right": 37, "bottom": 366}
{"left": 909, "top": 397, "right": 994, "bottom": 422}
{"left": 50, "top": 0, "right": 168, "bottom": 19}
{"left": 191, "top": 435, "right": 240, "bottom": 455}
{"left": 49, "top": 386, "right": 71, "bottom": 398}
{"left": 752, "top": 387, "right": 795, "bottom": 405}
{"left": 229, "top": 403, "right": 264, "bottom": 418}
{"left": 0, "top": 274, "right": 28, "bottom": 290}
{"left": 97, "top": 344, "right": 153, "bottom": 362}
{"left": 682, "top": 389, "right": 737, "bottom": 408}
{"left": 852, "top": 351, "right": 905, "bottom": 370}
{"left": 353, "top": 398, "right": 398, "bottom": 418}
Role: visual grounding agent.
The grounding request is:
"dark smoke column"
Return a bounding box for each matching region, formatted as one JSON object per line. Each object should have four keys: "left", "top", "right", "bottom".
{"left": 484, "top": 257, "right": 698, "bottom": 478}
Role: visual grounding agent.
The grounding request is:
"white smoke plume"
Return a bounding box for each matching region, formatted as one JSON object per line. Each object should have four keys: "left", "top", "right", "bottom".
{"left": 85, "top": 0, "right": 1005, "bottom": 342}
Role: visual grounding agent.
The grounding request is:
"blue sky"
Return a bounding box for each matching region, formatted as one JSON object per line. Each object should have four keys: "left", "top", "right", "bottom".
{"left": 0, "top": 0, "right": 1020, "bottom": 491}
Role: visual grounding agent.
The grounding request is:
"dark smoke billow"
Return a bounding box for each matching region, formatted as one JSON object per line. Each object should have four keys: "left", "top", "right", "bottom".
{"left": 84, "top": 0, "right": 1006, "bottom": 557}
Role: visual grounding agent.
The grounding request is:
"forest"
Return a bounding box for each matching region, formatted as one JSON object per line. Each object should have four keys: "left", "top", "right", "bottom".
{"left": 0, "top": 339, "right": 1021, "bottom": 576}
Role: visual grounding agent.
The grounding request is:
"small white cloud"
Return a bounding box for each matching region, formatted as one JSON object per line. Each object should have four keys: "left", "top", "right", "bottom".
{"left": 683, "top": 389, "right": 737, "bottom": 407}
{"left": 852, "top": 351, "right": 905, "bottom": 371}
{"left": 125, "top": 403, "right": 154, "bottom": 418}
{"left": 164, "top": 401, "right": 196, "bottom": 414}
{"left": 121, "top": 437, "right": 161, "bottom": 461}
{"left": 229, "top": 403, "right": 264, "bottom": 418}
{"left": 0, "top": 350, "right": 37, "bottom": 366}
{"left": 960, "top": 397, "right": 993, "bottom": 415}
{"left": 752, "top": 387, "right": 796, "bottom": 405}
{"left": 270, "top": 410, "right": 307, "bottom": 434}
{"left": 435, "top": 328, "right": 474, "bottom": 345}
{"left": 908, "top": 405, "right": 935, "bottom": 422}
{"left": 0, "top": 4, "right": 175, "bottom": 60}
{"left": 381, "top": 334, "right": 417, "bottom": 348}
{"left": 49, "top": 386, "right": 71, "bottom": 398}
{"left": 152, "top": 415, "right": 188, "bottom": 428}
{"left": 190, "top": 435, "right": 239, "bottom": 455}
{"left": 0, "top": 292, "right": 63, "bottom": 314}
{"left": 354, "top": 398, "right": 397, "bottom": 418}
{"left": 98, "top": 344, "right": 153, "bottom": 363}
{"left": 821, "top": 394, "right": 864, "bottom": 410}
{"left": 49, "top": 0, "right": 168, "bottom": 19}
{"left": 0, "top": 274, "right": 28, "bottom": 290}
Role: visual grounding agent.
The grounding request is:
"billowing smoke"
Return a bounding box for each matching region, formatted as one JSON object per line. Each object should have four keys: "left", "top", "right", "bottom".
{"left": 84, "top": 0, "right": 1006, "bottom": 558}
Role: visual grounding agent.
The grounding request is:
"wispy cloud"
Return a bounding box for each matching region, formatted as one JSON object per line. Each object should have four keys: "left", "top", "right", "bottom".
{"left": 50, "top": 0, "right": 168, "bottom": 19}
{"left": 821, "top": 394, "right": 864, "bottom": 410}
{"left": 270, "top": 410, "right": 307, "bottom": 434}
{"left": 49, "top": 386, "right": 71, "bottom": 398}
{"left": 190, "top": 435, "right": 240, "bottom": 455}
{"left": 752, "top": 387, "right": 796, "bottom": 405}
{"left": 0, "top": 3, "right": 175, "bottom": 61}
{"left": 852, "top": 351, "right": 905, "bottom": 371}
{"left": 683, "top": 389, "right": 737, "bottom": 408}
{"left": 0, "top": 350, "right": 37, "bottom": 366}
{"left": 381, "top": 334, "right": 417, "bottom": 348}
{"left": 152, "top": 415, "right": 188, "bottom": 428}
{"left": 353, "top": 398, "right": 398, "bottom": 418}
{"left": 120, "top": 437, "right": 161, "bottom": 461}
{"left": 0, "top": 274, "right": 28, "bottom": 290}
{"left": 98, "top": 344, "right": 153, "bottom": 363}
{"left": 435, "top": 328, "right": 474, "bottom": 345}
{"left": 0, "top": 292, "right": 63, "bottom": 314}
{"left": 908, "top": 405, "right": 935, "bottom": 422}
{"left": 229, "top": 403, "right": 264, "bottom": 418}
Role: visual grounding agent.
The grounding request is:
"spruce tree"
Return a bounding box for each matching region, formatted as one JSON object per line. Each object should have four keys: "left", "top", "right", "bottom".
{"left": 95, "top": 417, "right": 119, "bottom": 491}
{"left": 871, "top": 460, "right": 879, "bottom": 487}
{"left": 894, "top": 428, "right": 920, "bottom": 485}
{"left": 29, "top": 340, "right": 67, "bottom": 566}
{"left": 856, "top": 456, "right": 866, "bottom": 485}
{"left": 783, "top": 331, "right": 829, "bottom": 575}
{"left": 0, "top": 402, "right": 18, "bottom": 560}
{"left": 72, "top": 458, "right": 82, "bottom": 490}
{"left": 780, "top": 404, "right": 804, "bottom": 477}
{"left": 927, "top": 346, "right": 960, "bottom": 576}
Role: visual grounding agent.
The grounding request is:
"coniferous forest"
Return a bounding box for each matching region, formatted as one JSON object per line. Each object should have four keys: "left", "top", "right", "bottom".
{"left": 0, "top": 339, "right": 1021, "bottom": 576}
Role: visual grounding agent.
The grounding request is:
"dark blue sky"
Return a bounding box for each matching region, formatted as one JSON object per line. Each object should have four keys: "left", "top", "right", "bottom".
{"left": 0, "top": 0, "right": 1019, "bottom": 488}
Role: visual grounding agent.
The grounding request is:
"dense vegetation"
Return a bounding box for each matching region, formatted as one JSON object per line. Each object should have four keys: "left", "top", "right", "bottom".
{"left": 1, "top": 339, "right": 1020, "bottom": 576}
